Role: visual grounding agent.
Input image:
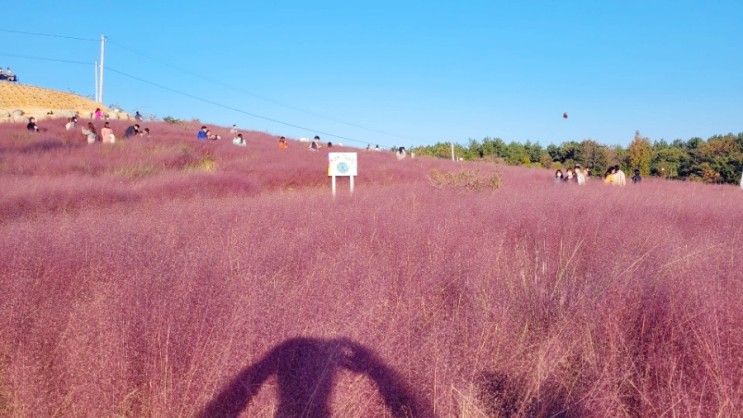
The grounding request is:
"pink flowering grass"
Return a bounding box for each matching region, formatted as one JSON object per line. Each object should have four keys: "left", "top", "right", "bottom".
{"left": 0, "top": 121, "right": 742, "bottom": 417}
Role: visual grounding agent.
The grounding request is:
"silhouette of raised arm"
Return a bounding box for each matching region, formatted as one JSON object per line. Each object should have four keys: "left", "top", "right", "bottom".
{"left": 337, "top": 338, "right": 434, "bottom": 418}
{"left": 200, "top": 338, "right": 434, "bottom": 418}
{"left": 200, "top": 348, "right": 279, "bottom": 418}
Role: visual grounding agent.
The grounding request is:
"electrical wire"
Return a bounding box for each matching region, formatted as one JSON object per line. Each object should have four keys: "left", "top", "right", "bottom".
{"left": 0, "top": 30, "right": 408, "bottom": 146}
{"left": 0, "top": 52, "right": 90, "bottom": 66}
{"left": 107, "top": 66, "right": 375, "bottom": 145}
{"left": 106, "top": 38, "right": 419, "bottom": 144}
{"left": 0, "top": 28, "right": 97, "bottom": 42}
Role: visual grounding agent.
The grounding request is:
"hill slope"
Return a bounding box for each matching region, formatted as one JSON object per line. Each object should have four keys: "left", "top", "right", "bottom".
{"left": 0, "top": 82, "right": 117, "bottom": 122}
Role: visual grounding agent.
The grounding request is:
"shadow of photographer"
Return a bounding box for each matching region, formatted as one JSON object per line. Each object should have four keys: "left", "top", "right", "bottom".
{"left": 200, "top": 337, "right": 433, "bottom": 418}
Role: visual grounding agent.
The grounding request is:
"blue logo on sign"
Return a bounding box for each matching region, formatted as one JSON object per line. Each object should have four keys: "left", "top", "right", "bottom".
{"left": 337, "top": 162, "right": 349, "bottom": 174}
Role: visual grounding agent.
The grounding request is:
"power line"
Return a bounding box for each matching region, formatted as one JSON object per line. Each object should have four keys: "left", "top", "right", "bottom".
{"left": 106, "top": 66, "right": 376, "bottom": 146}
{"left": 0, "top": 52, "right": 90, "bottom": 66}
{"left": 0, "top": 28, "right": 97, "bottom": 42}
{"left": 0, "top": 33, "right": 406, "bottom": 146}
{"left": 106, "top": 37, "right": 420, "bottom": 144}
{"left": 0, "top": 49, "right": 382, "bottom": 145}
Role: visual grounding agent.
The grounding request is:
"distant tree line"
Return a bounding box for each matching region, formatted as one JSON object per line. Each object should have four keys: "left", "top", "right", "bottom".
{"left": 411, "top": 131, "right": 743, "bottom": 184}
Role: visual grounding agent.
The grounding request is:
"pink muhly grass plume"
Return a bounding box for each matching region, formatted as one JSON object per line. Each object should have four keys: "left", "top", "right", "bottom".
{"left": 0, "top": 120, "right": 742, "bottom": 416}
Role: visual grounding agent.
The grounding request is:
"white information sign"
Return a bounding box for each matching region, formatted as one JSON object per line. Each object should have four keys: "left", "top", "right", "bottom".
{"left": 328, "top": 152, "right": 358, "bottom": 176}
{"left": 328, "top": 152, "right": 357, "bottom": 196}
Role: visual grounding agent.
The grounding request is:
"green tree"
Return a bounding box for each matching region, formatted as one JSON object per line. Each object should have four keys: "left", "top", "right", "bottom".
{"left": 523, "top": 141, "right": 544, "bottom": 163}
{"left": 504, "top": 142, "right": 529, "bottom": 165}
{"left": 651, "top": 147, "right": 687, "bottom": 178}
{"left": 579, "top": 140, "right": 608, "bottom": 174}
{"left": 698, "top": 135, "right": 743, "bottom": 183}
{"left": 628, "top": 131, "right": 653, "bottom": 175}
{"left": 546, "top": 144, "right": 561, "bottom": 161}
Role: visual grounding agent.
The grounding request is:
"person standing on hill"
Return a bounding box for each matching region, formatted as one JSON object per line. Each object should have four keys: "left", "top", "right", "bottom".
{"left": 616, "top": 166, "right": 627, "bottom": 186}
{"left": 309, "top": 135, "right": 321, "bottom": 151}
{"left": 82, "top": 122, "right": 97, "bottom": 144}
{"left": 604, "top": 167, "right": 617, "bottom": 185}
{"left": 565, "top": 168, "right": 575, "bottom": 182}
{"left": 26, "top": 117, "right": 39, "bottom": 132}
{"left": 101, "top": 122, "right": 115, "bottom": 144}
{"left": 575, "top": 164, "right": 586, "bottom": 185}
{"left": 554, "top": 169, "right": 564, "bottom": 183}
{"left": 94, "top": 108, "right": 103, "bottom": 120}
{"left": 739, "top": 170, "right": 743, "bottom": 190}
{"left": 197, "top": 126, "right": 208, "bottom": 142}
{"left": 278, "top": 136, "right": 288, "bottom": 150}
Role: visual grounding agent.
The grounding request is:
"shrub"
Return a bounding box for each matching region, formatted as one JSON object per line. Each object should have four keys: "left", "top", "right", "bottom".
{"left": 427, "top": 168, "right": 501, "bottom": 191}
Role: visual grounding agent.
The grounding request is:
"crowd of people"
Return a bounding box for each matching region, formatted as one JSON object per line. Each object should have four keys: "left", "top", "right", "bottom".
{"left": 76, "top": 120, "right": 149, "bottom": 144}
{"left": 17, "top": 114, "right": 743, "bottom": 188}
{"left": 554, "top": 165, "right": 591, "bottom": 185}
{"left": 0, "top": 67, "right": 17, "bottom": 82}
{"left": 23, "top": 109, "right": 151, "bottom": 144}
{"left": 195, "top": 125, "right": 418, "bottom": 160}
{"left": 554, "top": 164, "right": 644, "bottom": 186}
{"left": 198, "top": 128, "right": 334, "bottom": 152}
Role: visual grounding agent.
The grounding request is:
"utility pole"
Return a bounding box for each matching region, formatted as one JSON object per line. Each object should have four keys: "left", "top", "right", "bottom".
{"left": 98, "top": 34, "right": 106, "bottom": 104}
{"left": 94, "top": 61, "right": 99, "bottom": 102}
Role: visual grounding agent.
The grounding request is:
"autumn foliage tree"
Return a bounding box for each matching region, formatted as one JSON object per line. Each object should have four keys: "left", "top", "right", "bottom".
{"left": 628, "top": 131, "right": 653, "bottom": 175}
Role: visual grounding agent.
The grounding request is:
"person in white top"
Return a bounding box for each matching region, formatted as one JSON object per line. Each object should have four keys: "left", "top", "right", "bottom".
{"left": 232, "top": 133, "right": 246, "bottom": 147}
{"left": 740, "top": 170, "right": 743, "bottom": 189}
{"left": 575, "top": 164, "right": 586, "bottom": 185}
{"left": 616, "top": 166, "right": 627, "bottom": 186}
{"left": 82, "top": 122, "right": 97, "bottom": 144}
{"left": 65, "top": 116, "right": 78, "bottom": 131}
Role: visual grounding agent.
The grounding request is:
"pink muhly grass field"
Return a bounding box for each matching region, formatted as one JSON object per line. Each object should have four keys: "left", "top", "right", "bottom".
{"left": 1, "top": 120, "right": 742, "bottom": 417}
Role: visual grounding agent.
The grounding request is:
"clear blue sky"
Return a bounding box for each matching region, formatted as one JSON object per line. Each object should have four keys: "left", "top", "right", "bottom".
{"left": 2, "top": 1, "right": 741, "bottom": 147}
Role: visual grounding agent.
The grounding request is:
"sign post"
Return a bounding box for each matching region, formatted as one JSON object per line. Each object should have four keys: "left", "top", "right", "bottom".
{"left": 328, "top": 152, "right": 357, "bottom": 197}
